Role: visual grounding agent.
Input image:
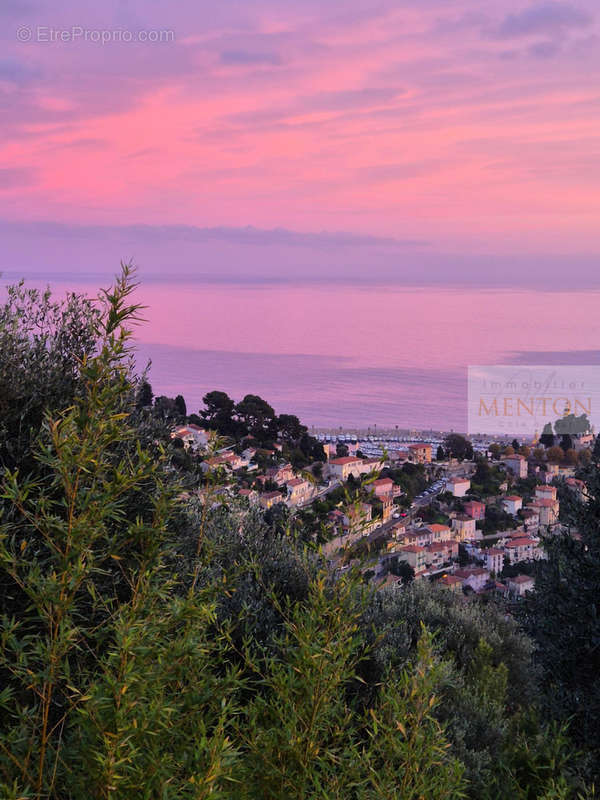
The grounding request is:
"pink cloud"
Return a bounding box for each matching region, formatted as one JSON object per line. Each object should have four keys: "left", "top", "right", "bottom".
{"left": 0, "top": 0, "right": 598, "bottom": 259}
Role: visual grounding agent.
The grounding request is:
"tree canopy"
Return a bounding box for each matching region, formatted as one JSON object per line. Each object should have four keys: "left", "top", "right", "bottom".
{"left": 444, "top": 433, "right": 474, "bottom": 461}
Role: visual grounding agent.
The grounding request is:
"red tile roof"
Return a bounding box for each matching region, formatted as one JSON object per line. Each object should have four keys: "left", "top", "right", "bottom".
{"left": 425, "top": 542, "right": 449, "bottom": 551}
{"left": 506, "top": 538, "right": 536, "bottom": 547}
{"left": 439, "top": 575, "right": 462, "bottom": 586}
{"left": 509, "top": 575, "right": 534, "bottom": 584}
{"left": 454, "top": 567, "right": 488, "bottom": 577}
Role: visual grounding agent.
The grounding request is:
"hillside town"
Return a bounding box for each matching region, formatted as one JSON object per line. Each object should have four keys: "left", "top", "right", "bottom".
{"left": 3, "top": 276, "right": 600, "bottom": 797}
{"left": 171, "top": 399, "right": 592, "bottom": 602}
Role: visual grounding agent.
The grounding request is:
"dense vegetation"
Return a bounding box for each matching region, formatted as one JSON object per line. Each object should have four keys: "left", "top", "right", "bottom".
{"left": 0, "top": 268, "right": 596, "bottom": 798}
{"left": 188, "top": 388, "right": 325, "bottom": 465}
{"left": 521, "top": 441, "right": 600, "bottom": 783}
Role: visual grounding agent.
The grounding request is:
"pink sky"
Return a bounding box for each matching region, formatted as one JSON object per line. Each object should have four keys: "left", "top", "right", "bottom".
{"left": 1, "top": 0, "right": 599, "bottom": 281}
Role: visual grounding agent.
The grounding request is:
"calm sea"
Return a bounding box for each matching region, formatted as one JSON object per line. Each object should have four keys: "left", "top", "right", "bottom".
{"left": 5, "top": 277, "right": 600, "bottom": 431}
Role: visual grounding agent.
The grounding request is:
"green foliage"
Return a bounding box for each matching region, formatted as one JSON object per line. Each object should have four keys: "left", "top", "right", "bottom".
{"left": 360, "top": 581, "right": 543, "bottom": 797}
{"left": 388, "top": 558, "right": 415, "bottom": 583}
{"left": 491, "top": 716, "right": 585, "bottom": 800}
{"left": 489, "top": 443, "right": 501, "bottom": 460}
{"left": 235, "top": 394, "right": 276, "bottom": 441}
{"left": 480, "top": 504, "right": 518, "bottom": 535}
{"left": 67, "top": 591, "right": 242, "bottom": 799}
{"left": 198, "top": 392, "right": 322, "bottom": 458}
{"left": 237, "top": 591, "right": 465, "bottom": 800}
{"left": 514, "top": 475, "right": 538, "bottom": 498}
{"left": 350, "top": 629, "right": 466, "bottom": 800}
{"left": 0, "top": 266, "right": 188, "bottom": 795}
{"left": 0, "top": 269, "right": 589, "bottom": 798}
{"left": 385, "top": 463, "right": 427, "bottom": 503}
{"left": 201, "top": 390, "right": 238, "bottom": 435}
{"left": 174, "top": 393, "right": 187, "bottom": 417}
{"left": 520, "top": 444, "right": 600, "bottom": 783}
{"left": 470, "top": 459, "right": 506, "bottom": 497}
{"left": 236, "top": 576, "right": 364, "bottom": 798}
{"left": 277, "top": 413, "right": 307, "bottom": 442}
{"left": 444, "top": 434, "right": 474, "bottom": 461}
{"left": 0, "top": 281, "right": 100, "bottom": 472}
{"left": 136, "top": 379, "right": 153, "bottom": 409}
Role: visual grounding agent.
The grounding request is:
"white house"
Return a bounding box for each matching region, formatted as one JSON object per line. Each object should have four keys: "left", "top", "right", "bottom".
{"left": 425, "top": 523, "right": 452, "bottom": 542}
{"left": 521, "top": 508, "right": 540, "bottom": 531}
{"left": 372, "top": 478, "right": 394, "bottom": 498}
{"left": 529, "top": 498, "right": 559, "bottom": 526}
{"left": 454, "top": 567, "right": 489, "bottom": 592}
{"left": 451, "top": 514, "right": 477, "bottom": 541}
{"left": 201, "top": 451, "right": 247, "bottom": 473}
{"left": 397, "top": 545, "right": 427, "bottom": 575}
{"left": 503, "top": 454, "right": 528, "bottom": 479}
{"left": 507, "top": 574, "right": 535, "bottom": 598}
{"left": 259, "top": 491, "right": 284, "bottom": 509}
{"left": 480, "top": 547, "right": 504, "bottom": 575}
{"left": 286, "top": 477, "right": 313, "bottom": 506}
{"left": 535, "top": 485, "right": 557, "bottom": 501}
{"left": 502, "top": 495, "right": 523, "bottom": 515}
{"left": 504, "top": 536, "right": 542, "bottom": 564}
{"left": 171, "top": 425, "right": 211, "bottom": 451}
{"left": 446, "top": 477, "right": 471, "bottom": 497}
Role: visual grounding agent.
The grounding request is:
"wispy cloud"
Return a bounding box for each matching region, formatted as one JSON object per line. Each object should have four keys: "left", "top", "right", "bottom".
{"left": 0, "top": 167, "right": 37, "bottom": 188}
{"left": 219, "top": 49, "right": 283, "bottom": 66}
{"left": 0, "top": 219, "right": 427, "bottom": 248}
{"left": 221, "top": 87, "right": 404, "bottom": 130}
{"left": 528, "top": 39, "right": 562, "bottom": 57}
{"left": 0, "top": 57, "right": 41, "bottom": 84}
{"left": 490, "top": 1, "right": 593, "bottom": 39}
{"left": 1, "top": 0, "right": 599, "bottom": 257}
{"left": 356, "top": 160, "right": 443, "bottom": 183}
{"left": 0, "top": 0, "right": 36, "bottom": 18}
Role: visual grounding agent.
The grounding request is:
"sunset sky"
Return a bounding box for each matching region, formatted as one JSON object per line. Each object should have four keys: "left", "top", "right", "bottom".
{"left": 1, "top": 0, "right": 599, "bottom": 286}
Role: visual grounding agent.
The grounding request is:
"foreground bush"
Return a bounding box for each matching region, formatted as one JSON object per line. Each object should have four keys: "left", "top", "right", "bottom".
{"left": 0, "top": 268, "right": 591, "bottom": 798}
{"left": 0, "top": 269, "right": 463, "bottom": 798}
